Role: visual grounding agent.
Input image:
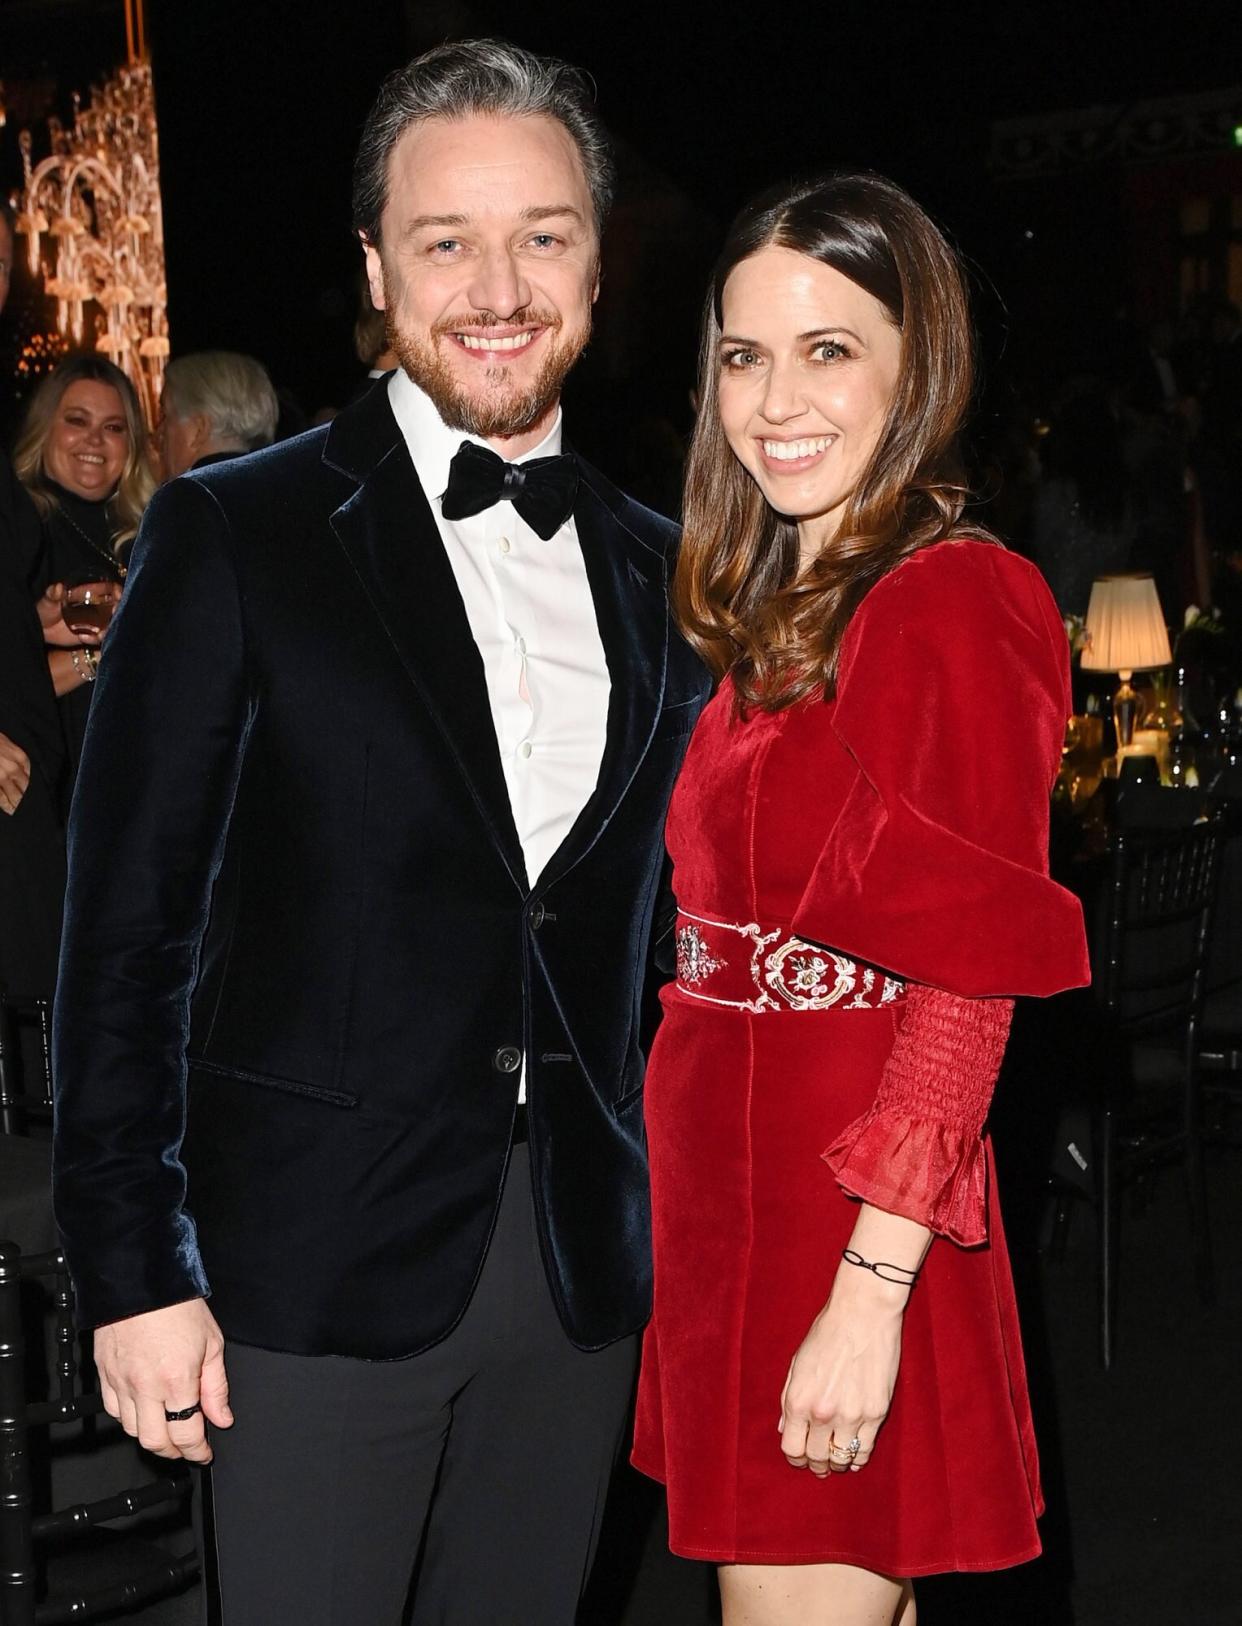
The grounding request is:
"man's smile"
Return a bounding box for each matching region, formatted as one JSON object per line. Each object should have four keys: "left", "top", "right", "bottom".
{"left": 446, "top": 326, "right": 544, "bottom": 357}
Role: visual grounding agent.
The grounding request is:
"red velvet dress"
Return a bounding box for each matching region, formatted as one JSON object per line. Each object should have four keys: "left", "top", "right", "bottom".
{"left": 632, "top": 540, "right": 1091, "bottom": 1574}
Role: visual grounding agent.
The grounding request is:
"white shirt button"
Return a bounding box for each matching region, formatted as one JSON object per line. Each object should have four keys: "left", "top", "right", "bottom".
{"left": 518, "top": 740, "right": 533, "bottom": 759}
{"left": 498, "top": 536, "right": 512, "bottom": 555}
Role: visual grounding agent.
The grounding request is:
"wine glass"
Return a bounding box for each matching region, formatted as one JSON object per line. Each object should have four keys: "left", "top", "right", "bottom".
{"left": 62, "top": 579, "right": 119, "bottom": 638}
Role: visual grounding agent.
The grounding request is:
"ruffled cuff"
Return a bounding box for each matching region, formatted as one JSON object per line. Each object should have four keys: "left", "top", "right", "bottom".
{"left": 822, "top": 1107, "right": 989, "bottom": 1247}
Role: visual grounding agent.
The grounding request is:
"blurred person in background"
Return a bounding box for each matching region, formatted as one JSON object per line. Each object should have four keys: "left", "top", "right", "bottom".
{"left": 0, "top": 199, "right": 69, "bottom": 1006}
{"left": 354, "top": 262, "right": 399, "bottom": 387}
{"left": 13, "top": 355, "right": 153, "bottom": 787}
{"left": 1120, "top": 323, "right": 1194, "bottom": 618}
{"left": 1030, "top": 379, "right": 1136, "bottom": 616}
{"left": 1199, "top": 301, "right": 1242, "bottom": 569}
{"left": 156, "top": 350, "right": 279, "bottom": 481}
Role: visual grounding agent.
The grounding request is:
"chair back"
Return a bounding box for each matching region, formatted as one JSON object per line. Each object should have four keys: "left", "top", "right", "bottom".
{"left": 1097, "top": 808, "right": 1228, "bottom": 1045}
{"left": 0, "top": 1241, "right": 198, "bottom": 1624}
{"left": 0, "top": 996, "right": 54, "bottom": 1137}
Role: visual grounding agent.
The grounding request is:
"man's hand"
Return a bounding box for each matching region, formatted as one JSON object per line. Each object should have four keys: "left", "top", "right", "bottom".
{"left": 94, "top": 1298, "right": 233, "bottom": 1463}
{"left": 0, "top": 732, "right": 31, "bottom": 815}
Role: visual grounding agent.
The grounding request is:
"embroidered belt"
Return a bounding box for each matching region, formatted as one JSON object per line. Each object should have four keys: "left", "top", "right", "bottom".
{"left": 674, "top": 910, "right": 906, "bottom": 1014}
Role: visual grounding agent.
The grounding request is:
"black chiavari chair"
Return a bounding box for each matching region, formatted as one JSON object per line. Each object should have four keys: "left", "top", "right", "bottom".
{"left": 0, "top": 996, "right": 53, "bottom": 1139}
{"left": 1089, "top": 806, "right": 1228, "bottom": 1368}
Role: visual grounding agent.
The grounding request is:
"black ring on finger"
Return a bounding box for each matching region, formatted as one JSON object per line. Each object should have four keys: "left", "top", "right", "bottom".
{"left": 163, "top": 1401, "right": 202, "bottom": 1422}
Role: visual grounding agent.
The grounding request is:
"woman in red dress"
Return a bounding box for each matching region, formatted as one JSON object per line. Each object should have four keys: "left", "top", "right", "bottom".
{"left": 631, "top": 172, "right": 1091, "bottom": 1625}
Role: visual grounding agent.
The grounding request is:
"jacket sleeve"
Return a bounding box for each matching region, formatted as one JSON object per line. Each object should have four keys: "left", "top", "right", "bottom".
{"left": 790, "top": 541, "right": 1090, "bottom": 998}
{"left": 822, "top": 985, "right": 1013, "bottom": 1245}
{"left": 52, "top": 476, "right": 252, "bottom": 1328}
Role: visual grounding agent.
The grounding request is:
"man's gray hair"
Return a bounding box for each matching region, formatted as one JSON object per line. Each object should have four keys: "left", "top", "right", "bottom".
{"left": 352, "top": 38, "right": 615, "bottom": 246}
{"left": 163, "top": 351, "right": 279, "bottom": 450}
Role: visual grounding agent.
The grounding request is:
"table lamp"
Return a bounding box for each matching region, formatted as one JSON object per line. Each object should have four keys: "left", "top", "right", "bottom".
{"left": 1080, "top": 573, "right": 1172, "bottom": 749}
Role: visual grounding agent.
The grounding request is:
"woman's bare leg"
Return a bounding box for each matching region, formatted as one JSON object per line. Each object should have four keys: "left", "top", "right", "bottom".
{"left": 720, "top": 1563, "right": 914, "bottom": 1626}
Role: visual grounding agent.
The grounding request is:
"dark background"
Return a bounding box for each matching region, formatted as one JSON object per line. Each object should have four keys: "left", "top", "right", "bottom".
{"left": 3, "top": 0, "right": 1242, "bottom": 469}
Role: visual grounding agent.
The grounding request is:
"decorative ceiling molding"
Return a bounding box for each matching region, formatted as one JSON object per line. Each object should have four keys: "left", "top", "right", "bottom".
{"left": 991, "top": 86, "right": 1242, "bottom": 178}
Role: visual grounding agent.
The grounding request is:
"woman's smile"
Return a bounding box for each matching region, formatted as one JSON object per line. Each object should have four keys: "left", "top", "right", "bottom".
{"left": 755, "top": 433, "right": 838, "bottom": 473}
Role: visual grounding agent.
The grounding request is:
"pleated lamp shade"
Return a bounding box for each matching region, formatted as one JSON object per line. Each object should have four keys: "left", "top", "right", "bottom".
{"left": 1081, "top": 573, "right": 1172, "bottom": 675}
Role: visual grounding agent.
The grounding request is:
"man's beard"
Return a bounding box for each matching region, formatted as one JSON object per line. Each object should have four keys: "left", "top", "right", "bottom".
{"left": 386, "top": 298, "right": 590, "bottom": 442}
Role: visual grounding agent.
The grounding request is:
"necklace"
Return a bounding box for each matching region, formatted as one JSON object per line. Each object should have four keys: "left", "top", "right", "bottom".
{"left": 55, "top": 501, "right": 127, "bottom": 580}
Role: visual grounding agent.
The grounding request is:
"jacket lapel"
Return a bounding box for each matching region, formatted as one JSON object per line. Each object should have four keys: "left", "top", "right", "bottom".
{"left": 534, "top": 458, "right": 670, "bottom": 893}
{"left": 323, "top": 389, "right": 529, "bottom": 894}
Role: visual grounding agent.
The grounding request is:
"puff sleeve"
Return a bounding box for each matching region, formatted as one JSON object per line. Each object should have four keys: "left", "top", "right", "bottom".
{"left": 790, "top": 540, "right": 1089, "bottom": 998}
{"left": 791, "top": 541, "right": 1089, "bottom": 1244}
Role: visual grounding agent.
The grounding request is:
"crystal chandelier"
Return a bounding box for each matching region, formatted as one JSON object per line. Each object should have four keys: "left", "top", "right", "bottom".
{"left": 13, "top": 3, "right": 168, "bottom": 429}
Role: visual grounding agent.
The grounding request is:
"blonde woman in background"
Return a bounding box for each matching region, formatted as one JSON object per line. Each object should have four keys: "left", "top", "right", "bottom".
{"left": 14, "top": 356, "right": 153, "bottom": 789}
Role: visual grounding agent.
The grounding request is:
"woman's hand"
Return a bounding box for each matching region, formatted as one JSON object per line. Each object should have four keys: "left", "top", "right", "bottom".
{"left": 779, "top": 1203, "right": 932, "bottom": 1476}
{"left": 48, "top": 647, "right": 98, "bottom": 697}
{"left": 38, "top": 583, "right": 103, "bottom": 648}
{"left": 0, "top": 732, "right": 32, "bottom": 815}
{"left": 779, "top": 1267, "right": 906, "bottom": 1476}
{"left": 37, "top": 582, "right": 119, "bottom": 648}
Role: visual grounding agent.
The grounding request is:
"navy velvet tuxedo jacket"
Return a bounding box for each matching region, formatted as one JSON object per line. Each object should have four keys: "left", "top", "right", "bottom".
{"left": 52, "top": 383, "right": 708, "bottom": 1357}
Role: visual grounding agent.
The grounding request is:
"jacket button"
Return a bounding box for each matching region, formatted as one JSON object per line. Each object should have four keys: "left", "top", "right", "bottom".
{"left": 493, "top": 1045, "right": 522, "bottom": 1074}
{"left": 529, "top": 903, "right": 546, "bottom": 930}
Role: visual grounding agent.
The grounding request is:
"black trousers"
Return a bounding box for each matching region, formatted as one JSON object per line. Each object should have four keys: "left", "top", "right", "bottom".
{"left": 200, "top": 1145, "right": 639, "bottom": 1625}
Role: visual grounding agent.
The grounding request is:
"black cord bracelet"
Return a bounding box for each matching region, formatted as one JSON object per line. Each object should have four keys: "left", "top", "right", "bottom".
{"left": 842, "top": 1247, "right": 921, "bottom": 1287}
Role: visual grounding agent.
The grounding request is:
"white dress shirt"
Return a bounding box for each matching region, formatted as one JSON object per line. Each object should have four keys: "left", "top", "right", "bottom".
{"left": 388, "top": 371, "right": 610, "bottom": 1098}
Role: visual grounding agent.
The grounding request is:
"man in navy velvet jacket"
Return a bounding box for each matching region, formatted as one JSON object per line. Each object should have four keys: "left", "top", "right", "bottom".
{"left": 53, "top": 40, "right": 706, "bottom": 1626}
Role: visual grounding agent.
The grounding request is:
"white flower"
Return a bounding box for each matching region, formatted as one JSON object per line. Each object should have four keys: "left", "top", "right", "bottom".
{"left": 1063, "top": 613, "right": 1087, "bottom": 654}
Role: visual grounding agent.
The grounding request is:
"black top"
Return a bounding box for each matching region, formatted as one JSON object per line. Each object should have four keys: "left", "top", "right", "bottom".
{"left": 38, "top": 480, "right": 127, "bottom": 590}
{"left": 0, "top": 457, "right": 66, "bottom": 999}
{"left": 0, "top": 455, "right": 63, "bottom": 783}
{"left": 192, "top": 451, "right": 245, "bottom": 470}
{"left": 37, "top": 482, "right": 127, "bottom": 790}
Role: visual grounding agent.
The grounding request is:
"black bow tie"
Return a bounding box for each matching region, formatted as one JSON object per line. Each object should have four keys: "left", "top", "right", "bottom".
{"left": 441, "top": 441, "right": 579, "bottom": 541}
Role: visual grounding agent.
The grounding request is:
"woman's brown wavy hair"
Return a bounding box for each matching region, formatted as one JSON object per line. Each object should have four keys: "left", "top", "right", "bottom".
{"left": 674, "top": 170, "right": 993, "bottom": 709}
